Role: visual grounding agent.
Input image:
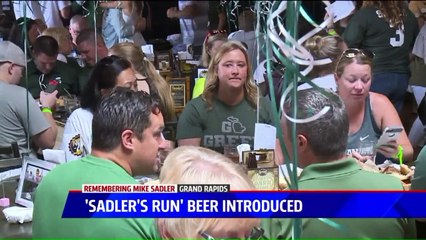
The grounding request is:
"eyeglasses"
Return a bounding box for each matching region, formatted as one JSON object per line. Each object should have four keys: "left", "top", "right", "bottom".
{"left": 335, "top": 48, "right": 374, "bottom": 73}
{"left": 204, "top": 29, "right": 227, "bottom": 46}
{"left": 199, "top": 227, "right": 264, "bottom": 240}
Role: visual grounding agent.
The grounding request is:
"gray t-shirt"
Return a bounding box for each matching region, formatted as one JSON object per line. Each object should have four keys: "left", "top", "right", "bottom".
{"left": 0, "top": 81, "right": 50, "bottom": 156}
{"left": 346, "top": 95, "right": 381, "bottom": 155}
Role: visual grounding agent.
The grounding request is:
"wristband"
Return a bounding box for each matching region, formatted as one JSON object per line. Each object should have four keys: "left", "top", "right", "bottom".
{"left": 41, "top": 107, "right": 52, "bottom": 114}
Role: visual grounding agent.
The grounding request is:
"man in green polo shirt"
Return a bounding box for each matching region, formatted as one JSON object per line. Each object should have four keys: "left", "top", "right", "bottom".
{"left": 20, "top": 35, "right": 79, "bottom": 99}
{"left": 32, "top": 88, "right": 165, "bottom": 238}
{"left": 262, "top": 89, "right": 416, "bottom": 238}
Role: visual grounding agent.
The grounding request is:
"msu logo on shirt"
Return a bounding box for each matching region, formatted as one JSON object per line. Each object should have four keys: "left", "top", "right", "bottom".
{"left": 203, "top": 116, "right": 253, "bottom": 148}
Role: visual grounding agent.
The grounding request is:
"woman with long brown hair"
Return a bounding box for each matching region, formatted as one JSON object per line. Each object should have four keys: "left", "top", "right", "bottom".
{"left": 343, "top": 1, "right": 419, "bottom": 113}
{"left": 109, "top": 42, "right": 175, "bottom": 122}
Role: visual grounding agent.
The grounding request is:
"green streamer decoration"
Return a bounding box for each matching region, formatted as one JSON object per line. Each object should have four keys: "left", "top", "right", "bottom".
{"left": 22, "top": 3, "right": 30, "bottom": 152}
{"left": 252, "top": 1, "right": 354, "bottom": 239}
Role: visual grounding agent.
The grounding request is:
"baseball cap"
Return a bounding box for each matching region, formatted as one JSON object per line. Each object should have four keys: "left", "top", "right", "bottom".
{"left": 0, "top": 41, "right": 27, "bottom": 67}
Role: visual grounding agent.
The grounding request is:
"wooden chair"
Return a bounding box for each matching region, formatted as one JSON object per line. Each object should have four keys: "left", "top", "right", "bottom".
{"left": 0, "top": 142, "right": 22, "bottom": 170}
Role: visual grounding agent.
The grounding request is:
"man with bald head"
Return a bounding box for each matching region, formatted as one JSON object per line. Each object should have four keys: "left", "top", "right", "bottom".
{"left": 69, "top": 14, "right": 89, "bottom": 46}
{"left": 0, "top": 41, "right": 57, "bottom": 157}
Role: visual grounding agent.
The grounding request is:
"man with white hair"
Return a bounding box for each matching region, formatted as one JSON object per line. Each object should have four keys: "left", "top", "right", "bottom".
{"left": 69, "top": 14, "right": 89, "bottom": 46}
{"left": 0, "top": 41, "right": 57, "bottom": 157}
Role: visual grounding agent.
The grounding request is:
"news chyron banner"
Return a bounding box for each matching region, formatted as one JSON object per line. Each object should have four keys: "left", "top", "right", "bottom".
{"left": 62, "top": 184, "right": 426, "bottom": 218}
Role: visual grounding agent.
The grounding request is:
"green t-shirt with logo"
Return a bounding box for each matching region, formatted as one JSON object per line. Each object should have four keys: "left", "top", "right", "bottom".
{"left": 343, "top": 6, "right": 418, "bottom": 74}
{"left": 176, "top": 96, "right": 275, "bottom": 153}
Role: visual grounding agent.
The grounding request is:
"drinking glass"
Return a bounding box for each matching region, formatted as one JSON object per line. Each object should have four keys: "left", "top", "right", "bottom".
{"left": 223, "top": 145, "right": 239, "bottom": 164}
{"left": 358, "top": 140, "right": 377, "bottom": 163}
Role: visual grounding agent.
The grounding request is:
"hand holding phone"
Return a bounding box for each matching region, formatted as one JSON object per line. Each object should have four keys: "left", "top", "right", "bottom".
{"left": 44, "top": 77, "right": 61, "bottom": 93}
{"left": 377, "top": 126, "right": 403, "bottom": 146}
{"left": 45, "top": 83, "right": 58, "bottom": 93}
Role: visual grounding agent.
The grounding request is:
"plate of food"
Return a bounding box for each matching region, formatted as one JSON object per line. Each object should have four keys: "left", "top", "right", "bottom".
{"left": 359, "top": 160, "right": 415, "bottom": 190}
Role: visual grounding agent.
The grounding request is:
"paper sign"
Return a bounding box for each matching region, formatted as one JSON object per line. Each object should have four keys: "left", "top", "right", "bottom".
{"left": 326, "top": 1, "right": 355, "bottom": 23}
{"left": 253, "top": 123, "right": 276, "bottom": 150}
{"left": 141, "top": 44, "right": 154, "bottom": 55}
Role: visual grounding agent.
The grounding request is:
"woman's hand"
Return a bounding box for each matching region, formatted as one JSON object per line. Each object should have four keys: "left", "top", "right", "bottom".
{"left": 376, "top": 141, "right": 398, "bottom": 159}
{"left": 350, "top": 151, "right": 370, "bottom": 162}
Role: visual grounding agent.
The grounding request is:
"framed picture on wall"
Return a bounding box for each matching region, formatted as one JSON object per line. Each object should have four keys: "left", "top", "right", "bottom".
{"left": 154, "top": 50, "right": 174, "bottom": 70}
{"left": 15, "top": 156, "right": 58, "bottom": 208}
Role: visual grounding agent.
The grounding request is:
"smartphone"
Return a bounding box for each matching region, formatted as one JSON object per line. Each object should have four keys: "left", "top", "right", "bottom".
{"left": 44, "top": 83, "right": 58, "bottom": 93}
{"left": 377, "top": 126, "right": 403, "bottom": 146}
{"left": 44, "top": 77, "right": 61, "bottom": 93}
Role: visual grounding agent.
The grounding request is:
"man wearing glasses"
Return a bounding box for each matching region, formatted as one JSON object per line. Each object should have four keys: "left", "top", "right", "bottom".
{"left": 0, "top": 41, "right": 57, "bottom": 158}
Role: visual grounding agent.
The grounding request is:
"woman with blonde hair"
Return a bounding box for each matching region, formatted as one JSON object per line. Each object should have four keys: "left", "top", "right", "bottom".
{"left": 109, "top": 42, "right": 175, "bottom": 122}
{"left": 177, "top": 40, "right": 283, "bottom": 164}
{"left": 334, "top": 48, "right": 413, "bottom": 163}
{"left": 298, "top": 34, "right": 346, "bottom": 91}
{"left": 157, "top": 145, "right": 263, "bottom": 239}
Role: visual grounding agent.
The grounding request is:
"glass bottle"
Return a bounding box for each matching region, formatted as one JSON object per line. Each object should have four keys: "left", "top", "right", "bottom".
{"left": 247, "top": 152, "right": 258, "bottom": 169}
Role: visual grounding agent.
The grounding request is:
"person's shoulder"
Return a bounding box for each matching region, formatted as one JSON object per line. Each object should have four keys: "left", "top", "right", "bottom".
{"left": 55, "top": 60, "right": 79, "bottom": 74}
{"left": 66, "top": 108, "right": 93, "bottom": 124}
{"left": 40, "top": 160, "right": 83, "bottom": 184}
{"left": 1, "top": 83, "right": 28, "bottom": 93}
{"left": 370, "top": 92, "right": 393, "bottom": 107}
{"left": 351, "top": 6, "right": 377, "bottom": 20}
{"left": 0, "top": 83, "right": 35, "bottom": 101}
{"left": 358, "top": 169, "right": 404, "bottom": 188}
{"left": 66, "top": 57, "right": 83, "bottom": 69}
{"left": 25, "top": 61, "right": 38, "bottom": 74}
{"left": 135, "top": 218, "right": 162, "bottom": 239}
{"left": 187, "top": 96, "right": 206, "bottom": 107}
{"left": 54, "top": 60, "right": 73, "bottom": 68}
{"left": 258, "top": 96, "right": 273, "bottom": 108}
{"left": 70, "top": 108, "right": 93, "bottom": 117}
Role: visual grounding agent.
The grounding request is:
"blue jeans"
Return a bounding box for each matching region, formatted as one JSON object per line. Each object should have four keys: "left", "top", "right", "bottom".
{"left": 371, "top": 72, "right": 409, "bottom": 113}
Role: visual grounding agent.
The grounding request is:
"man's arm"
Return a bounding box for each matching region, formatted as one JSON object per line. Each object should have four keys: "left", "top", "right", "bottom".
{"left": 32, "top": 90, "right": 58, "bottom": 149}
{"left": 167, "top": 3, "right": 200, "bottom": 19}
{"left": 58, "top": 1, "right": 72, "bottom": 20}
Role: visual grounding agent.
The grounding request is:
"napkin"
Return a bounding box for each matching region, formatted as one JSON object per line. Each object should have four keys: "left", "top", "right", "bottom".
{"left": 3, "top": 206, "right": 33, "bottom": 224}
{"left": 42, "top": 149, "right": 66, "bottom": 164}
